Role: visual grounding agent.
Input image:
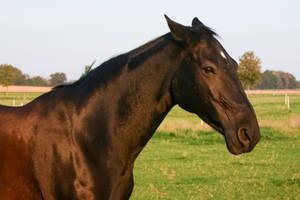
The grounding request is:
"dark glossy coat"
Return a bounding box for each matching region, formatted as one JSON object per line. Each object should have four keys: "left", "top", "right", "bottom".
{"left": 0, "top": 16, "right": 260, "bottom": 199}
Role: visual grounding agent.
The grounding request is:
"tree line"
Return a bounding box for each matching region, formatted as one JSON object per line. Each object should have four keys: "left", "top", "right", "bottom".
{"left": 0, "top": 64, "right": 67, "bottom": 87}
{"left": 254, "top": 70, "right": 298, "bottom": 89}
{"left": 237, "top": 51, "right": 300, "bottom": 90}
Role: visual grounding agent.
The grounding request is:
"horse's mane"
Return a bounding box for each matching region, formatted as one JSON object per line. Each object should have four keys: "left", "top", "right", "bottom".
{"left": 193, "top": 25, "right": 218, "bottom": 39}
{"left": 52, "top": 53, "right": 129, "bottom": 91}
{"left": 52, "top": 33, "right": 173, "bottom": 91}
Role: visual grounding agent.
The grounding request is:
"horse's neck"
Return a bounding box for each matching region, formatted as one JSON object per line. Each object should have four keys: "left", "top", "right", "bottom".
{"left": 117, "top": 43, "right": 182, "bottom": 160}
{"left": 88, "top": 41, "right": 182, "bottom": 162}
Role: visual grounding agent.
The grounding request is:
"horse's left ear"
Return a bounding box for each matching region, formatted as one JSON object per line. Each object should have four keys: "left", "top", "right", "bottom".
{"left": 192, "top": 17, "right": 204, "bottom": 28}
{"left": 164, "top": 15, "right": 194, "bottom": 46}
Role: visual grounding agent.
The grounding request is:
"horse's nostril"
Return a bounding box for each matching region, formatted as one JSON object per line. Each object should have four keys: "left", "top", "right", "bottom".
{"left": 237, "top": 128, "right": 251, "bottom": 148}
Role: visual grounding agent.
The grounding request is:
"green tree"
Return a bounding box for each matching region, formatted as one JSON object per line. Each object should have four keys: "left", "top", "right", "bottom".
{"left": 0, "top": 64, "right": 17, "bottom": 86}
{"left": 49, "top": 72, "right": 67, "bottom": 86}
{"left": 255, "top": 70, "right": 278, "bottom": 89}
{"left": 238, "top": 51, "right": 262, "bottom": 89}
{"left": 27, "top": 76, "right": 49, "bottom": 86}
{"left": 13, "top": 68, "right": 28, "bottom": 85}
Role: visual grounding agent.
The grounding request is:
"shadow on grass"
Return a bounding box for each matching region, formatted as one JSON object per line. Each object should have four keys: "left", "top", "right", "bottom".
{"left": 153, "top": 126, "right": 297, "bottom": 146}
{"left": 270, "top": 178, "right": 300, "bottom": 187}
{"left": 153, "top": 130, "right": 224, "bottom": 146}
{"left": 176, "top": 177, "right": 221, "bottom": 185}
{"left": 260, "top": 127, "right": 297, "bottom": 141}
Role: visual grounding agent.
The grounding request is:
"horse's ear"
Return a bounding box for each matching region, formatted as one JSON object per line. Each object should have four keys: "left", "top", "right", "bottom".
{"left": 192, "top": 17, "right": 204, "bottom": 28}
{"left": 164, "top": 15, "right": 193, "bottom": 45}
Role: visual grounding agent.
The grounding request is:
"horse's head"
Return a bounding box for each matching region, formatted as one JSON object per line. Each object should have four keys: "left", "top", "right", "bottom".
{"left": 166, "top": 16, "right": 260, "bottom": 155}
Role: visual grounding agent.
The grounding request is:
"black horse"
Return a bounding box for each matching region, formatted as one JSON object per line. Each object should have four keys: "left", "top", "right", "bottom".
{"left": 0, "top": 16, "right": 260, "bottom": 200}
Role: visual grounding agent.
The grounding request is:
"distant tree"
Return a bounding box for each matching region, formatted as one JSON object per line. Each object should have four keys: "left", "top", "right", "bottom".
{"left": 284, "top": 72, "right": 296, "bottom": 89}
{"left": 255, "top": 70, "right": 297, "bottom": 89}
{"left": 49, "top": 72, "right": 67, "bottom": 86}
{"left": 81, "top": 60, "right": 96, "bottom": 78}
{"left": 13, "top": 68, "right": 28, "bottom": 85}
{"left": 22, "top": 74, "right": 31, "bottom": 85}
{"left": 275, "top": 71, "right": 296, "bottom": 89}
{"left": 297, "top": 81, "right": 300, "bottom": 89}
{"left": 238, "top": 51, "right": 262, "bottom": 89}
{"left": 0, "top": 64, "right": 17, "bottom": 86}
{"left": 274, "top": 71, "right": 283, "bottom": 89}
{"left": 255, "top": 70, "right": 278, "bottom": 89}
{"left": 27, "top": 76, "right": 49, "bottom": 86}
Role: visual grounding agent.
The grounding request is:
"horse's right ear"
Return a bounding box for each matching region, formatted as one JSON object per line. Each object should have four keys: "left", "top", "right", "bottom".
{"left": 164, "top": 15, "right": 193, "bottom": 46}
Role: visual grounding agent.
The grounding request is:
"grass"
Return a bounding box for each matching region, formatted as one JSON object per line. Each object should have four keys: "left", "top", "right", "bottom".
{"left": 0, "top": 92, "right": 43, "bottom": 106}
{"left": 0, "top": 93, "right": 299, "bottom": 199}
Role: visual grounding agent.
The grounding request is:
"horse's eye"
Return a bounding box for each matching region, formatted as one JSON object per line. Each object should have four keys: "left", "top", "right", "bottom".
{"left": 202, "top": 66, "right": 215, "bottom": 74}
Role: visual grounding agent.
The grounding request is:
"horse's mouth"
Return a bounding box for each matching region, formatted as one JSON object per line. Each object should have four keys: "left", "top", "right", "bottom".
{"left": 223, "top": 128, "right": 260, "bottom": 155}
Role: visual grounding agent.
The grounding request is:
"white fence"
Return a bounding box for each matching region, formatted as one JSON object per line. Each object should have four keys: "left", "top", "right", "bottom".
{"left": 245, "top": 90, "right": 300, "bottom": 95}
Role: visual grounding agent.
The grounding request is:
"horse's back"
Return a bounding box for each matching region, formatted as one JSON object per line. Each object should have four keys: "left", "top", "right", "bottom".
{"left": 0, "top": 105, "right": 43, "bottom": 199}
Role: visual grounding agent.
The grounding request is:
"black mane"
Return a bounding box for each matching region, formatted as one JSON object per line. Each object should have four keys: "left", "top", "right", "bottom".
{"left": 53, "top": 33, "right": 173, "bottom": 91}
{"left": 195, "top": 25, "right": 218, "bottom": 38}
{"left": 53, "top": 53, "right": 129, "bottom": 91}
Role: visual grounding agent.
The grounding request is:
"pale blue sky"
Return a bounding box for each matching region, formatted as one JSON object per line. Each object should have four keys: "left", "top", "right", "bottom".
{"left": 1, "top": 0, "right": 300, "bottom": 80}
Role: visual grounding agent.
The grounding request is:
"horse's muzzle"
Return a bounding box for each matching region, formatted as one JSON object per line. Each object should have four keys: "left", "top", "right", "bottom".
{"left": 225, "top": 126, "right": 261, "bottom": 155}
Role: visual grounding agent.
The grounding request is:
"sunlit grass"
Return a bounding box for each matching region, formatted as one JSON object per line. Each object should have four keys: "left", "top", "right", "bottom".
{"left": 0, "top": 92, "right": 43, "bottom": 106}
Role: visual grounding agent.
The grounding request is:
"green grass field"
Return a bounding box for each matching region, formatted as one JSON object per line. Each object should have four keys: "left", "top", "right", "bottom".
{"left": 0, "top": 92, "right": 44, "bottom": 106}
{"left": 0, "top": 93, "right": 299, "bottom": 199}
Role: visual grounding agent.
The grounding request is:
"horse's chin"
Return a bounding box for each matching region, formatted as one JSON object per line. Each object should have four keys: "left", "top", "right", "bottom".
{"left": 224, "top": 139, "right": 247, "bottom": 155}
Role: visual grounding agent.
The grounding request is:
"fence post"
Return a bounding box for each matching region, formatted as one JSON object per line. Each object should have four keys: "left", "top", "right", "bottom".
{"left": 285, "top": 93, "right": 287, "bottom": 104}
{"left": 287, "top": 96, "right": 290, "bottom": 109}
